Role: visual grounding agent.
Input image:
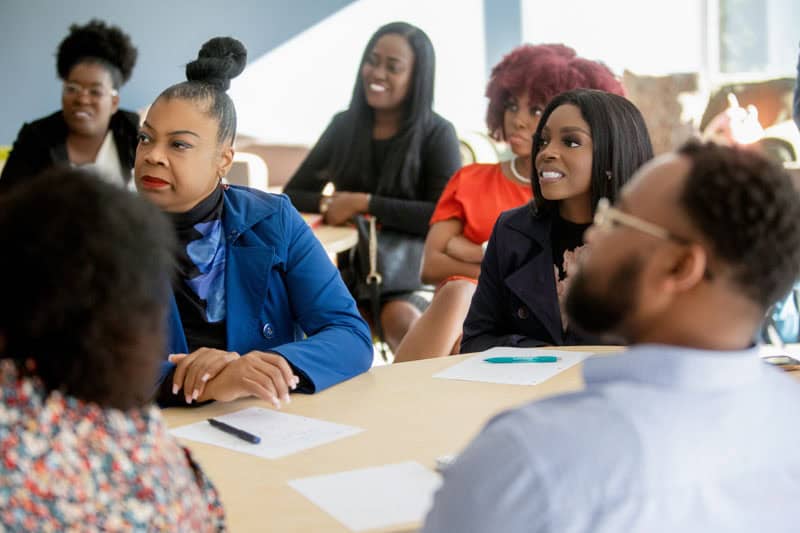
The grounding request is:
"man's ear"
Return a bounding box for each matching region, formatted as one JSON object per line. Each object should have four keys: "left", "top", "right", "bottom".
{"left": 668, "top": 244, "right": 708, "bottom": 292}
{"left": 110, "top": 92, "right": 120, "bottom": 114}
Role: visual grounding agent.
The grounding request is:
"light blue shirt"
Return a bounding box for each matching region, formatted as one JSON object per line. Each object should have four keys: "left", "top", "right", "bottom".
{"left": 423, "top": 344, "right": 800, "bottom": 533}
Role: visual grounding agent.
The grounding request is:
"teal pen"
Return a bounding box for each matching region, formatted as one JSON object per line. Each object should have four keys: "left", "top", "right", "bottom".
{"left": 483, "top": 356, "right": 559, "bottom": 363}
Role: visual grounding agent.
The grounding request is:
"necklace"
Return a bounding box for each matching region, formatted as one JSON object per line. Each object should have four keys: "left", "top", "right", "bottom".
{"left": 510, "top": 157, "right": 531, "bottom": 184}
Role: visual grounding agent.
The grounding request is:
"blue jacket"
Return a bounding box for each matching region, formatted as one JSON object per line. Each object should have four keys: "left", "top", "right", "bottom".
{"left": 163, "top": 186, "right": 373, "bottom": 394}
{"left": 461, "top": 204, "right": 606, "bottom": 353}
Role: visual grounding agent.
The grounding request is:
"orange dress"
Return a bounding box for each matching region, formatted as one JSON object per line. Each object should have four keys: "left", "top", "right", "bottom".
{"left": 429, "top": 162, "right": 533, "bottom": 284}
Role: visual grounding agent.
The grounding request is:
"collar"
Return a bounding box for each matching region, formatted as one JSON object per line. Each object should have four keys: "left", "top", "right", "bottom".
{"left": 500, "top": 206, "right": 563, "bottom": 343}
{"left": 503, "top": 203, "right": 552, "bottom": 245}
{"left": 221, "top": 185, "right": 280, "bottom": 241}
{"left": 583, "top": 343, "right": 767, "bottom": 391}
{"left": 170, "top": 185, "right": 224, "bottom": 232}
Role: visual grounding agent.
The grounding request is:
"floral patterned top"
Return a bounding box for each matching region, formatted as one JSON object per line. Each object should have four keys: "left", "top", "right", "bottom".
{"left": 0, "top": 360, "right": 226, "bottom": 531}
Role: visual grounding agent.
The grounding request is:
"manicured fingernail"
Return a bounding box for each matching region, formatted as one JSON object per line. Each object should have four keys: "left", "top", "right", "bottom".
{"left": 201, "top": 373, "right": 210, "bottom": 382}
{"left": 185, "top": 395, "right": 192, "bottom": 404}
{"left": 271, "top": 396, "right": 280, "bottom": 408}
{"left": 192, "top": 389, "right": 199, "bottom": 400}
{"left": 172, "top": 384, "right": 179, "bottom": 395}
{"left": 283, "top": 394, "right": 291, "bottom": 404}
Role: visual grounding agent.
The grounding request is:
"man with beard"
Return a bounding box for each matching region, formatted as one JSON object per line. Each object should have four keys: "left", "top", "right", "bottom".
{"left": 422, "top": 140, "right": 800, "bottom": 533}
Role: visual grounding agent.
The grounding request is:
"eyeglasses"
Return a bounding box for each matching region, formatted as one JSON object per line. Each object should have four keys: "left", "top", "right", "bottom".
{"left": 62, "top": 82, "right": 118, "bottom": 100}
{"left": 594, "top": 197, "right": 713, "bottom": 279}
{"left": 594, "top": 197, "right": 691, "bottom": 244}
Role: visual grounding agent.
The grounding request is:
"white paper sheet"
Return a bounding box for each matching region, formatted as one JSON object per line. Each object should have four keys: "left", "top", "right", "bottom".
{"left": 758, "top": 344, "right": 800, "bottom": 358}
{"left": 170, "top": 407, "right": 363, "bottom": 459}
{"left": 289, "top": 461, "right": 441, "bottom": 532}
{"left": 433, "top": 347, "right": 594, "bottom": 385}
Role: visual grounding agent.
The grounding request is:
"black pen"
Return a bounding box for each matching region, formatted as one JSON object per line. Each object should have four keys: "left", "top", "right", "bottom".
{"left": 207, "top": 418, "right": 261, "bottom": 444}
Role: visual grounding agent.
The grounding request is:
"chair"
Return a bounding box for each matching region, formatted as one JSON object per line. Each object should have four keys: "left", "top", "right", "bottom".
{"left": 226, "top": 151, "right": 269, "bottom": 191}
{"left": 457, "top": 131, "right": 503, "bottom": 166}
{"left": 235, "top": 143, "right": 310, "bottom": 193}
{"left": 785, "top": 162, "right": 800, "bottom": 190}
{"left": 0, "top": 145, "right": 10, "bottom": 175}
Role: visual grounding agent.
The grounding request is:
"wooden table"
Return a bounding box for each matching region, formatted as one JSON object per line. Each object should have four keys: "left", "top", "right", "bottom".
{"left": 300, "top": 213, "right": 358, "bottom": 257}
{"left": 164, "top": 346, "right": 620, "bottom": 532}
{"left": 313, "top": 223, "right": 358, "bottom": 256}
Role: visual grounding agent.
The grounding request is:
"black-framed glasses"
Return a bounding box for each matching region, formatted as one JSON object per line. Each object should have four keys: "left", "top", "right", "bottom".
{"left": 593, "top": 197, "right": 713, "bottom": 279}
{"left": 62, "top": 82, "right": 118, "bottom": 100}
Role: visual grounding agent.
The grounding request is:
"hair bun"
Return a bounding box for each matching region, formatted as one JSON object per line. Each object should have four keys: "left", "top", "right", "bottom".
{"left": 185, "top": 37, "right": 247, "bottom": 91}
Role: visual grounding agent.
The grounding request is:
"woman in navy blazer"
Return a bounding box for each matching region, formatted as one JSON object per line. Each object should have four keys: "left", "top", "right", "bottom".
{"left": 461, "top": 89, "right": 654, "bottom": 352}
{"left": 137, "top": 38, "right": 372, "bottom": 407}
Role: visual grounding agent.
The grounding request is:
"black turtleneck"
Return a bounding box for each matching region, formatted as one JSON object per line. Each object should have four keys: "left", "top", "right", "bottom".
{"left": 170, "top": 186, "right": 227, "bottom": 353}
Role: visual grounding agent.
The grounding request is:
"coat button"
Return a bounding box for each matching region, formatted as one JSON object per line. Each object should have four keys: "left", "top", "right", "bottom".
{"left": 261, "top": 322, "right": 274, "bottom": 339}
{"left": 517, "top": 307, "right": 529, "bottom": 319}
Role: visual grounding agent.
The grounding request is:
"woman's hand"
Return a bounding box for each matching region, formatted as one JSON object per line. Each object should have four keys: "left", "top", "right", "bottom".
{"left": 199, "top": 351, "right": 300, "bottom": 408}
{"left": 420, "top": 219, "right": 480, "bottom": 285}
{"left": 444, "top": 235, "right": 484, "bottom": 264}
{"left": 169, "top": 348, "right": 240, "bottom": 404}
{"left": 702, "top": 93, "right": 764, "bottom": 146}
{"left": 555, "top": 245, "right": 588, "bottom": 330}
{"left": 323, "top": 192, "right": 370, "bottom": 226}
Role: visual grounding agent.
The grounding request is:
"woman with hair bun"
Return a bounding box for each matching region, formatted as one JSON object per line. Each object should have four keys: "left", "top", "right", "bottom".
{"left": 1, "top": 19, "right": 139, "bottom": 190}
{"left": 135, "top": 37, "right": 372, "bottom": 407}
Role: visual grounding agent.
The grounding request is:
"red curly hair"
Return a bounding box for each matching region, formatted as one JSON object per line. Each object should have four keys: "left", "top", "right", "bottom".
{"left": 485, "top": 43, "right": 624, "bottom": 140}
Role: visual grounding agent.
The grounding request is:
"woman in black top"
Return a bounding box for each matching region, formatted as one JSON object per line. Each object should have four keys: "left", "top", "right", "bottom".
{"left": 461, "top": 89, "right": 654, "bottom": 352}
{"left": 284, "top": 21, "right": 462, "bottom": 351}
{"left": 0, "top": 19, "right": 139, "bottom": 191}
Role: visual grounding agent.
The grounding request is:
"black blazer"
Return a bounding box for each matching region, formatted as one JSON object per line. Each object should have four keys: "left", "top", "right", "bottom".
{"left": 460, "top": 204, "right": 606, "bottom": 353}
{"left": 283, "top": 111, "right": 462, "bottom": 236}
{"left": 0, "top": 109, "right": 140, "bottom": 191}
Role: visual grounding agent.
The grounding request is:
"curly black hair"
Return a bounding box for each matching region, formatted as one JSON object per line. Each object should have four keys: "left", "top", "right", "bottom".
{"left": 158, "top": 36, "right": 247, "bottom": 144}
{"left": 0, "top": 167, "right": 175, "bottom": 410}
{"left": 678, "top": 140, "right": 800, "bottom": 310}
{"left": 57, "top": 19, "right": 138, "bottom": 88}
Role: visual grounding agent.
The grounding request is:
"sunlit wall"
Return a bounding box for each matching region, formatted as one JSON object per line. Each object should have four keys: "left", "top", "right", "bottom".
{"left": 229, "top": 0, "right": 488, "bottom": 145}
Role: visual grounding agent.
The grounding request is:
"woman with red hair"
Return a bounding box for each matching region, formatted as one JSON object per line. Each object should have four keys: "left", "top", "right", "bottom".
{"left": 394, "top": 44, "right": 623, "bottom": 361}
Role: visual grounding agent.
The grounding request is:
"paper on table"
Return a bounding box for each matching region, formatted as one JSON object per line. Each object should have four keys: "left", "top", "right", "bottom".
{"left": 758, "top": 344, "right": 800, "bottom": 358}
{"left": 170, "top": 407, "right": 363, "bottom": 459}
{"left": 433, "top": 347, "right": 594, "bottom": 385}
{"left": 289, "top": 461, "right": 441, "bottom": 532}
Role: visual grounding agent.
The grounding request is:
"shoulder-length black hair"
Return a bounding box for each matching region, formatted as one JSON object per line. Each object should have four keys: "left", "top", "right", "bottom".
{"left": 328, "top": 21, "right": 436, "bottom": 199}
{"left": 531, "top": 88, "right": 654, "bottom": 216}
